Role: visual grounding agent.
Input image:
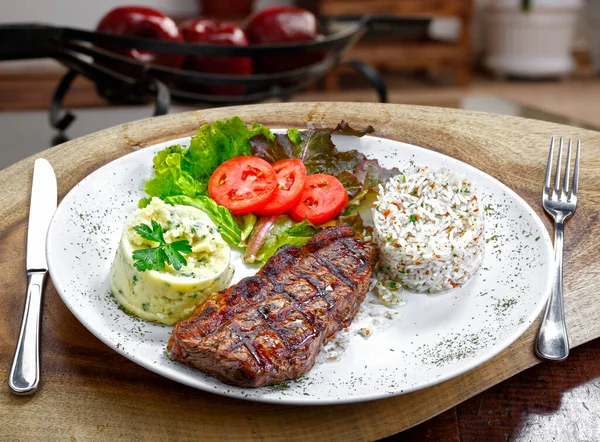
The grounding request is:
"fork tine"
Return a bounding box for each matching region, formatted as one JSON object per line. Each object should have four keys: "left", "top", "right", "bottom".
{"left": 571, "top": 139, "right": 580, "bottom": 200}
{"left": 562, "top": 139, "right": 572, "bottom": 198}
{"left": 544, "top": 137, "right": 554, "bottom": 196}
{"left": 554, "top": 137, "right": 563, "bottom": 197}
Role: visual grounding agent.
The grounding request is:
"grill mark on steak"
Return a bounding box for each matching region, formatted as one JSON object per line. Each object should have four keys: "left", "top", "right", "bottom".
{"left": 314, "top": 252, "right": 357, "bottom": 289}
{"left": 257, "top": 301, "right": 318, "bottom": 352}
{"left": 168, "top": 224, "right": 377, "bottom": 387}
{"left": 276, "top": 290, "right": 318, "bottom": 328}
{"left": 305, "top": 275, "right": 336, "bottom": 309}
{"left": 340, "top": 237, "right": 369, "bottom": 265}
{"left": 229, "top": 321, "right": 264, "bottom": 367}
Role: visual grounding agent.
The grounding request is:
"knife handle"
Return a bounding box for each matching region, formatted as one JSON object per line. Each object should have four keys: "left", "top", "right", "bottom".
{"left": 8, "top": 271, "right": 47, "bottom": 395}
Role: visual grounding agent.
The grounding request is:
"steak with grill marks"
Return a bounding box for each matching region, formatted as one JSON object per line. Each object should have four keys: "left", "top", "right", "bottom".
{"left": 167, "top": 224, "right": 377, "bottom": 387}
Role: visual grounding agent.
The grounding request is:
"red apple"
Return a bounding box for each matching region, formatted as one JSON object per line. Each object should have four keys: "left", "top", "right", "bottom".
{"left": 180, "top": 19, "right": 252, "bottom": 96}
{"left": 244, "top": 6, "right": 320, "bottom": 44}
{"left": 97, "top": 6, "right": 185, "bottom": 69}
{"left": 243, "top": 6, "right": 325, "bottom": 74}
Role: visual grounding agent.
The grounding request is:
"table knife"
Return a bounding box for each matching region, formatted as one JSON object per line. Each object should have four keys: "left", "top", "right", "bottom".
{"left": 8, "top": 158, "right": 57, "bottom": 395}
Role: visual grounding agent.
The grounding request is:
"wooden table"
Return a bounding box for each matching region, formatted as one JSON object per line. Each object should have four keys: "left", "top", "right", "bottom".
{"left": 1, "top": 102, "right": 599, "bottom": 441}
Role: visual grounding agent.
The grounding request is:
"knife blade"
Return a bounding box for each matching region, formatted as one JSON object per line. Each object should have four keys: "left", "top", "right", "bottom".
{"left": 26, "top": 158, "right": 57, "bottom": 271}
{"left": 8, "top": 158, "right": 57, "bottom": 395}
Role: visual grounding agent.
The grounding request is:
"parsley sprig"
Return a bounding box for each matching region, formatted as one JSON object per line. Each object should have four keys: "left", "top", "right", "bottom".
{"left": 132, "top": 220, "right": 192, "bottom": 272}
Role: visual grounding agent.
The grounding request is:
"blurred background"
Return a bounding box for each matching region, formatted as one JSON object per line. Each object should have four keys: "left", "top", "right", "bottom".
{"left": 0, "top": 0, "right": 598, "bottom": 169}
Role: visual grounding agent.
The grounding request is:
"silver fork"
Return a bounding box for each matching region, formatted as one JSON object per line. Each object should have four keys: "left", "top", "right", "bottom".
{"left": 535, "top": 137, "right": 580, "bottom": 361}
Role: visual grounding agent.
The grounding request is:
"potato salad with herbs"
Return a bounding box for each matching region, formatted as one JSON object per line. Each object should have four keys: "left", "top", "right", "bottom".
{"left": 110, "top": 197, "right": 233, "bottom": 325}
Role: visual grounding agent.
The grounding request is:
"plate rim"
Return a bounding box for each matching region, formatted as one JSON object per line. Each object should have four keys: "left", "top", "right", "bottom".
{"left": 46, "top": 133, "right": 553, "bottom": 405}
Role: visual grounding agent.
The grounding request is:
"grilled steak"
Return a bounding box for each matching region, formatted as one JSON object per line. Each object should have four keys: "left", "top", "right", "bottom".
{"left": 167, "top": 224, "right": 377, "bottom": 387}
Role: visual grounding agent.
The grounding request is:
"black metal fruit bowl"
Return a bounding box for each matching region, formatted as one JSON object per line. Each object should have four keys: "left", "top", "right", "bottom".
{"left": 0, "top": 15, "right": 393, "bottom": 131}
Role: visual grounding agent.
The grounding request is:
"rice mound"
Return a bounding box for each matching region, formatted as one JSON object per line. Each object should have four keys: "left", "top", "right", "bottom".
{"left": 372, "top": 167, "right": 485, "bottom": 293}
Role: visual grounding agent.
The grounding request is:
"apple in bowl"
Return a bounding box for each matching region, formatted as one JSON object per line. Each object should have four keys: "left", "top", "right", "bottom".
{"left": 243, "top": 6, "right": 325, "bottom": 74}
{"left": 180, "top": 18, "right": 252, "bottom": 96}
{"left": 96, "top": 6, "right": 185, "bottom": 69}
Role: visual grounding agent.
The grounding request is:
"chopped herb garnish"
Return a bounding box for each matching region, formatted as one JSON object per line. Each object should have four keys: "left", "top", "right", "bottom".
{"left": 535, "top": 236, "right": 540, "bottom": 241}
{"left": 132, "top": 220, "right": 192, "bottom": 272}
{"left": 409, "top": 214, "right": 417, "bottom": 224}
{"left": 486, "top": 234, "right": 500, "bottom": 243}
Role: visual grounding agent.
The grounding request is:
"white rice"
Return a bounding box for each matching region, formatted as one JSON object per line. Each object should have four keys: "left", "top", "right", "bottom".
{"left": 372, "top": 167, "right": 485, "bottom": 293}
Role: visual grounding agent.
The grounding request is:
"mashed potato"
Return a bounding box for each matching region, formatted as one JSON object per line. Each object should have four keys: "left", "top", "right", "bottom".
{"left": 110, "top": 197, "right": 233, "bottom": 325}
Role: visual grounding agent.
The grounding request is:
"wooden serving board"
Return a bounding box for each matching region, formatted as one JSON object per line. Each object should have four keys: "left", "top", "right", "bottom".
{"left": 1, "top": 103, "right": 599, "bottom": 441}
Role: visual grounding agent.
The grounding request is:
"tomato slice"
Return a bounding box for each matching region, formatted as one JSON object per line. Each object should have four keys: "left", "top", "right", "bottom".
{"left": 208, "top": 156, "right": 277, "bottom": 214}
{"left": 254, "top": 159, "right": 307, "bottom": 216}
{"left": 288, "top": 174, "right": 349, "bottom": 224}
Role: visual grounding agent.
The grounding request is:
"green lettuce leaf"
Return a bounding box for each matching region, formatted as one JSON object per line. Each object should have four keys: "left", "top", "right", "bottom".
{"left": 237, "top": 213, "right": 257, "bottom": 244}
{"left": 144, "top": 117, "right": 274, "bottom": 202}
{"left": 138, "top": 197, "right": 152, "bottom": 209}
{"left": 243, "top": 215, "right": 318, "bottom": 263}
{"left": 144, "top": 146, "right": 206, "bottom": 199}
{"left": 163, "top": 195, "right": 243, "bottom": 247}
{"left": 185, "top": 116, "right": 274, "bottom": 181}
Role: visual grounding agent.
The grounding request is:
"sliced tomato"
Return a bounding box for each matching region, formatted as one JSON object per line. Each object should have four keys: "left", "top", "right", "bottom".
{"left": 254, "top": 159, "right": 307, "bottom": 216}
{"left": 288, "top": 174, "right": 348, "bottom": 224}
{"left": 208, "top": 156, "right": 277, "bottom": 214}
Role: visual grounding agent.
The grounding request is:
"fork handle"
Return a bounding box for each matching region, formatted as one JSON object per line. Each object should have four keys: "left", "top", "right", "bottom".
{"left": 535, "top": 221, "right": 570, "bottom": 361}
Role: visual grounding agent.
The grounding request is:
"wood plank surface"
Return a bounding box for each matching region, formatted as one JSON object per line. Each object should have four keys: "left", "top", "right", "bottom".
{"left": 1, "top": 102, "right": 599, "bottom": 441}
{"left": 400, "top": 337, "right": 600, "bottom": 441}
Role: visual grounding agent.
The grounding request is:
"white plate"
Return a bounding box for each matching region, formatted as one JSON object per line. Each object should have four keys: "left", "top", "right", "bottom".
{"left": 47, "top": 133, "right": 553, "bottom": 405}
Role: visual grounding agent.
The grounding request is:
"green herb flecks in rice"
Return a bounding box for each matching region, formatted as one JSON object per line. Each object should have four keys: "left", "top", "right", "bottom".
{"left": 372, "top": 167, "right": 486, "bottom": 293}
